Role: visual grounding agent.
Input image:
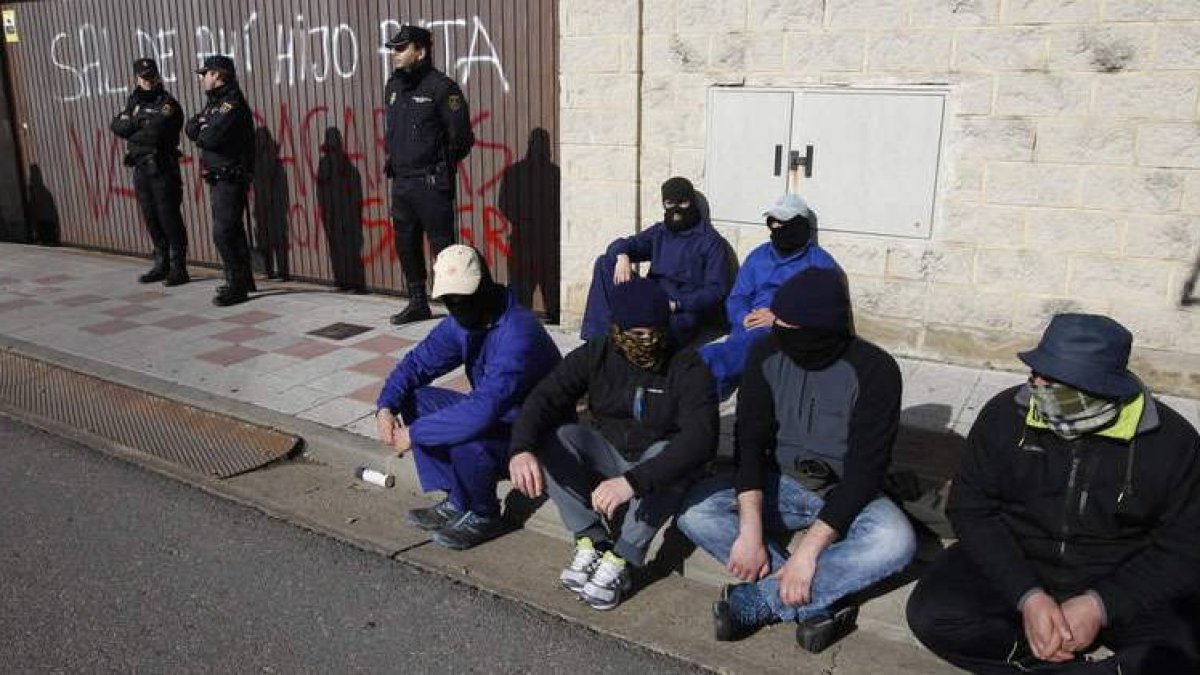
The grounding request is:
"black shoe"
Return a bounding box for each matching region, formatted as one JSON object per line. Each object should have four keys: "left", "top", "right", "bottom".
{"left": 796, "top": 605, "right": 859, "bottom": 653}
{"left": 404, "top": 500, "right": 462, "bottom": 531}
{"left": 713, "top": 585, "right": 761, "bottom": 642}
{"left": 390, "top": 301, "right": 432, "bottom": 325}
{"left": 164, "top": 269, "right": 190, "bottom": 287}
{"left": 212, "top": 287, "right": 250, "bottom": 307}
{"left": 138, "top": 269, "right": 167, "bottom": 283}
{"left": 430, "top": 511, "right": 506, "bottom": 550}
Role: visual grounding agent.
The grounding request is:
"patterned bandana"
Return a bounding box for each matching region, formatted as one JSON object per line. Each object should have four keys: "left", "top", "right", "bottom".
{"left": 1028, "top": 381, "right": 1120, "bottom": 440}
{"left": 609, "top": 325, "right": 668, "bottom": 371}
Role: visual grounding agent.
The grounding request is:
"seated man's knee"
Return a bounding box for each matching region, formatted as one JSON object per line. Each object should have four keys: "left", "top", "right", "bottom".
{"left": 675, "top": 477, "right": 733, "bottom": 539}
{"left": 904, "top": 577, "right": 944, "bottom": 649}
{"left": 857, "top": 501, "right": 918, "bottom": 573}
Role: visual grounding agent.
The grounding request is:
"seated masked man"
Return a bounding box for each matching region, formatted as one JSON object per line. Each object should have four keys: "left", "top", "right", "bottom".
{"left": 376, "top": 245, "right": 561, "bottom": 550}
{"left": 699, "top": 194, "right": 841, "bottom": 400}
{"left": 676, "top": 267, "right": 917, "bottom": 652}
{"left": 907, "top": 313, "right": 1200, "bottom": 674}
{"left": 508, "top": 277, "right": 718, "bottom": 611}
{"left": 580, "top": 176, "right": 731, "bottom": 344}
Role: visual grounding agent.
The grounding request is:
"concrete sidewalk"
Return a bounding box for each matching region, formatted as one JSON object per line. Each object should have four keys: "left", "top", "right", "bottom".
{"left": 3, "top": 243, "right": 1197, "bottom": 673}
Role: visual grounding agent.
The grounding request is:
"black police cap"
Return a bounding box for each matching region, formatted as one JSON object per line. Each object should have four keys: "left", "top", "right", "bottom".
{"left": 133, "top": 58, "right": 160, "bottom": 79}
{"left": 385, "top": 24, "right": 432, "bottom": 50}
{"left": 194, "top": 54, "right": 237, "bottom": 77}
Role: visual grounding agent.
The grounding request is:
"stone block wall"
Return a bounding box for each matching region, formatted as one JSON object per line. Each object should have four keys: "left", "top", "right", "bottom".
{"left": 559, "top": 0, "right": 1200, "bottom": 396}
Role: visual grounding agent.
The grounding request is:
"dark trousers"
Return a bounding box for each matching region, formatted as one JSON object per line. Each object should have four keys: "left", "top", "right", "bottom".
{"left": 209, "top": 179, "right": 253, "bottom": 288}
{"left": 133, "top": 162, "right": 187, "bottom": 269}
{"left": 906, "top": 544, "right": 1200, "bottom": 674}
{"left": 580, "top": 254, "right": 702, "bottom": 342}
{"left": 390, "top": 175, "right": 455, "bottom": 286}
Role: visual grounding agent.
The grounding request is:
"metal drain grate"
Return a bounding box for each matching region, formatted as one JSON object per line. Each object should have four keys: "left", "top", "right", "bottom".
{"left": 0, "top": 350, "right": 300, "bottom": 478}
{"left": 307, "top": 322, "right": 373, "bottom": 341}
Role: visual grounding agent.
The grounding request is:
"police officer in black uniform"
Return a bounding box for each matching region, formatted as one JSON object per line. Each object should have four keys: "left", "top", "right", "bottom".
{"left": 383, "top": 25, "right": 475, "bottom": 325}
{"left": 110, "top": 58, "right": 188, "bottom": 286}
{"left": 185, "top": 55, "right": 256, "bottom": 307}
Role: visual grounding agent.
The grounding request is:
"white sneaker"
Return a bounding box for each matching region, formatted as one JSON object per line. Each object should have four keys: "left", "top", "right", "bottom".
{"left": 559, "top": 537, "right": 601, "bottom": 593}
{"left": 579, "top": 551, "right": 633, "bottom": 611}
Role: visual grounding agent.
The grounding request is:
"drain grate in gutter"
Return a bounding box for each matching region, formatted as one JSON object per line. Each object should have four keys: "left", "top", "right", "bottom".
{"left": 307, "top": 322, "right": 373, "bottom": 341}
{"left": 0, "top": 350, "right": 300, "bottom": 478}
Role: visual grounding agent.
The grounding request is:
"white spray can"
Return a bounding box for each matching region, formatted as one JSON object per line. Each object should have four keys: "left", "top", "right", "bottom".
{"left": 355, "top": 466, "right": 395, "bottom": 488}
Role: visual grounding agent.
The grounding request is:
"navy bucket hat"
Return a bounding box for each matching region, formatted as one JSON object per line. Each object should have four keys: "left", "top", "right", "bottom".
{"left": 1018, "top": 313, "right": 1140, "bottom": 399}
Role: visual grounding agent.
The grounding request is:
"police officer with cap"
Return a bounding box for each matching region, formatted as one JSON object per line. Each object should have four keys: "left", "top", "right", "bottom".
{"left": 383, "top": 24, "right": 475, "bottom": 325}
{"left": 185, "top": 55, "right": 256, "bottom": 307}
{"left": 110, "top": 58, "right": 188, "bottom": 286}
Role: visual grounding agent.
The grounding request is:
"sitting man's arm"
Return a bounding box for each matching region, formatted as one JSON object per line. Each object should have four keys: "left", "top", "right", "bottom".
{"left": 669, "top": 236, "right": 730, "bottom": 315}
{"left": 605, "top": 225, "right": 656, "bottom": 264}
{"left": 730, "top": 341, "right": 779, "bottom": 581}
{"left": 375, "top": 319, "right": 463, "bottom": 452}
{"left": 508, "top": 343, "right": 594, "bottom": 497}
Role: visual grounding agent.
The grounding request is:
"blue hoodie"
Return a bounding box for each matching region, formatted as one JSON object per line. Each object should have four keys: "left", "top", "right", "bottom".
{"left": 606, "top": 220, "right": 730, "bottom": 315}
{"left": 376, "top": 289, "right": 562, "bottom": 447}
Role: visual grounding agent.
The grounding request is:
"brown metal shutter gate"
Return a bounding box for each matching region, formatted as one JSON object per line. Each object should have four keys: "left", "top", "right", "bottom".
{"left": 1, "top": 0, "right": 560, "bottom": 318}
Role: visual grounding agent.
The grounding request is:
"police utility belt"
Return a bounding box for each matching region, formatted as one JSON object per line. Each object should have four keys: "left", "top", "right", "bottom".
{"left": 394, "top": 161, "right": 450, "bottom": 184}
{"left": 125, "top": 150, "right": 182, "bottom": 172}
{"left": 202, "top": 165, "right": 248, "bottom": 184}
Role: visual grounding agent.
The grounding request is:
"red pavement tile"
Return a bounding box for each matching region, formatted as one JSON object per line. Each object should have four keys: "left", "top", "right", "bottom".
{"left": 196, "top": 344, "right": 266, "bottom": 366}
{"left": 276, "top": 338, "right": 339, "bottom": 359}
{"left": 103, "top": 304, "right": 151, "bottom": 319}
{"left": 349, "top": 355, "right": 399, "bottom": 378}
{"left": 223, "top": 310, "right": 280, "bottom": 325}
{"left": 121, "top": 291, "right": 165, "bottom": 302}
{"left": 56, "top": 294, "right": 108, "bottom": 307}
{"left": 34, "top": 274, "right": 74, "bottom": 284}
{"left": 349, "top": 382, "right": 383, "bottom": 405}
{"left": 210, "top": 326, "right": 274, "bottom": 343}
{"left": 0, "top": 299, "right": 41, "bottom": 312}
{"left": 352, "top": 335, "right": 414, "bottom": 355}
{"left": 153, "top": 315, "right": 212, "bottom": 331}
{"left": 82, "top": 319, "right": 140, "bottom": 335}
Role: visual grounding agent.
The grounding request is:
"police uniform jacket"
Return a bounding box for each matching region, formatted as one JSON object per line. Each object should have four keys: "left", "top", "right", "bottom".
{"left": 110, "top": 88, "right": 183, "bottom": 164}
{"left": 185, "top": 82, "right": 254, "bottom": 174}
{"left": 384, "top": 60, "right": 474, "bottom": 174}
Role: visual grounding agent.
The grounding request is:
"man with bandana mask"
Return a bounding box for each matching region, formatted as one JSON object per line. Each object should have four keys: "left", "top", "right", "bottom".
{"left": 509, "top": 277, "right": 718, "bottom": 611}
{"left": 700, "top": 194, "right": 841, "bottom": 400}
{"left": 908, "top": 314, "right": 1200, "bottom": 674}
{"left": 376, "top": 245, "right": 560, "bottom": 550}
{"left": 111, "top": 58, "right": 188, "bottom": 286}
{"left": 580, "top": 176, "right": 731, "bottom": 344}
{"left": 676, "top": 267, "right": 916, "bottom": 652}
{"left": 382, "top": 25, "right": 475, "bottom": 326}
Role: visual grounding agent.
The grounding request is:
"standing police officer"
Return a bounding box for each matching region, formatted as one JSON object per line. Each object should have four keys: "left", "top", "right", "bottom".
{"left": 185, "top": 55, "right": 256, "bottom": 307}
{"left": 383, "top": 25, "right": 475, "bottom": 325}
{"left": 110, "top": 58, "right": 188, "bottom": 286}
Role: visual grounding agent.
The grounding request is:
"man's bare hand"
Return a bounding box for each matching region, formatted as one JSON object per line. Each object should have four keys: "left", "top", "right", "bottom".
{"left": 591, "top": 476, "right": 634, "bottom": 519}
{"left": 1060, "top": 594, "right": 1104, "bottom": 654}
{"left": 509, "top": 451, "right": 544, "bottom": 498}
{"left": 777, "top": 553, "right": 818, "bottom": 606}
{"left": 728, "top": 532, "right": 771, "bottom": 582}
{"left": 613, "top": 254, "right": 633, "bottom": 285}
{"left": 392, "top": 425, "right": 413, "bottom": 456}
{"left": 1021, "top": 591, "right": 1075, "bottom": 663}
{"left": 376, "top": 409, "right": 398, "bottom": 446}
{"left": 743, "top": 308, "right": 776, "bottom": 329}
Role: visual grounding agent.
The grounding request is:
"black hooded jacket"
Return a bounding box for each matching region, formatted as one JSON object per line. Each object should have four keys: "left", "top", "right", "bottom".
{"left": 110, "top": 88, "right": 183, "bottom": 163}
{"left": 949, "top": 385, "right": 1200, "bottom": 625}
{"left": 185, "top": 82, "right": 254, "bottom": 173}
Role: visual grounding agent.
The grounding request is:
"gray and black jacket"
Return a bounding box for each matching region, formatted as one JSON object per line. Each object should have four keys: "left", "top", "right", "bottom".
{"left": 734, "top": 335, "right": 902, "bottom": 534}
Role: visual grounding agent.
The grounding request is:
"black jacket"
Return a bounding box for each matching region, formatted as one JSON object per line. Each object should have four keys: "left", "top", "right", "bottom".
{"left": 734, "top": 335, "right": 902, "bottom": 535}
{"left": 110, "top": 88, "right": 183, "bottom": 163}
{"left": 384, "top": 61, "right": 474, "bottom": 173}
{"left": 510, "top": 338, "right": 717, "bottom": 496}
{"left": 185, "top": 82, "right": 254, "bottom": 173}
{"left": 949, "top": 385, "right": 1200, "bottom": 625}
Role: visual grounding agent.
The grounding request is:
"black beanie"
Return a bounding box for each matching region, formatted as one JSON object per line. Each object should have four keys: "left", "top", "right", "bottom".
{"left": 770, "top": 268, "right": 851, "bottom": 332}
{"left": 611, "top": 277, "right": 671, "bottom": 330}
{"left": 661, "top": 176, "right": 695, "bottom": 203}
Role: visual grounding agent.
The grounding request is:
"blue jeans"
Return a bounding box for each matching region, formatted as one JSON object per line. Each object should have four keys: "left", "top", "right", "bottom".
{"left": 677, "top": 472, "right": 916, "bottom": 622}
{"left": 398, "top": 386, "right": 510, "bottom": 518}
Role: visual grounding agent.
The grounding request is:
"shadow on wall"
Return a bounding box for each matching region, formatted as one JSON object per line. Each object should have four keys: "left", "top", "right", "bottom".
{"left": 253, "top": 127, "right": 290, "bottom": 281}
{"left": 499, "top": 127, "right": 560, "bottom": 321}
{"left": 1183, "top": 255, "right": 1199, "bottom": 307}
{"left": 317, "top": 127, "right": 366, "bottom": 293}
{"left": 27, "top": 164, "right": 60, "bottom": 246}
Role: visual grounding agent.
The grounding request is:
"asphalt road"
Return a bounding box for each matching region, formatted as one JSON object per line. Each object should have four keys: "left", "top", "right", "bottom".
{"left": 0, "top": 415, "right": 699, "bottom": 674}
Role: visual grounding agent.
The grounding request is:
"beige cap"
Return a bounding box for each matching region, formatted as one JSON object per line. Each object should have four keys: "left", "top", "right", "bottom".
{"left": 430, "top": 245, "right": 484, "bottom": 298}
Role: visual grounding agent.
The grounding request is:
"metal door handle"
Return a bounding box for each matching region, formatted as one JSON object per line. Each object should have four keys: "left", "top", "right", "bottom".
{"left": 790, "top": 145, "right": 814, "bottom": 177}
{"left": 773, "top": 145, "right": 783, "bottom": 176}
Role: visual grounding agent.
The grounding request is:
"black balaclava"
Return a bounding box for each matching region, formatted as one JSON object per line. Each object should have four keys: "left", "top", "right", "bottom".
{"left": 443, "top": 267, "right": 507, "bottom": 331}
{"left": 661, "top": 176, "right": 700, "bottom": 233}
{"left": 770, "top": 268, "right": 854, "bottom": 371}
{"left": 769, "top": 214, "right": 812, "bottom": 255}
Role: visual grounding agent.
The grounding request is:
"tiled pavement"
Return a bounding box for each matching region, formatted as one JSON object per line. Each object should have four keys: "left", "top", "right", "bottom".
{"left": 1, "top": 243, "right": 1198, "bottom": 454}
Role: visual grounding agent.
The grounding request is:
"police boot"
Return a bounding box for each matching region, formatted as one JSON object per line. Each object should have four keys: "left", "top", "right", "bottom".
{"left": 164, "top": 251, "right": 190, "bottom": 287}
{"left": 390, "top": 284, "right": 432, "bottom": 325}
{"left": 212, "top": 284, "right": 250, "bottom": 307}
{"left": 139, "top": 250, "right": 168, "bottom": 283}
